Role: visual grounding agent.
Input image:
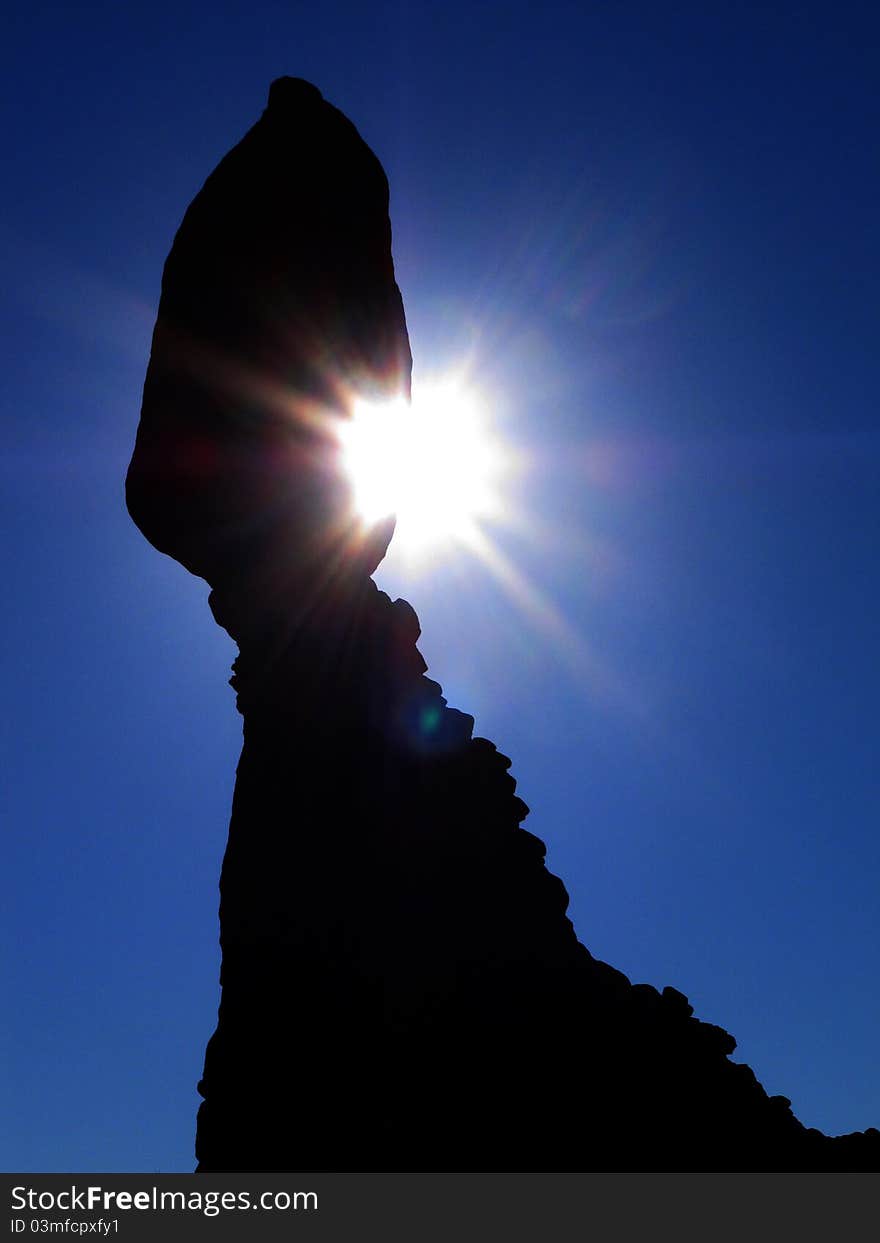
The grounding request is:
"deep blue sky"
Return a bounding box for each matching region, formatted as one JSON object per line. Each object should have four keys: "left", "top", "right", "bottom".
{"left": 3, "top": 2, "right": 879, "bottom": 1171}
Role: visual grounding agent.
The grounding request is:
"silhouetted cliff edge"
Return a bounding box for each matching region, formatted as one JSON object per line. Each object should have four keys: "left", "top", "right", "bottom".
{"left": 127, "top": 78, "right": 880, "bottom": 1172}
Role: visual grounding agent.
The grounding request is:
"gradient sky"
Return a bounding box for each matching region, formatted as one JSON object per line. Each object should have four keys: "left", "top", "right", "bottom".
{"left": 3, "top": 2, "right": 879, "bottom": 1172}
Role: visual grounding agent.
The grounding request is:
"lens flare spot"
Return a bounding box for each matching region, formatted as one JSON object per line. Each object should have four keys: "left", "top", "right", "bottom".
{"left": 419, "top": 704, "right": 441, "bottom": 736}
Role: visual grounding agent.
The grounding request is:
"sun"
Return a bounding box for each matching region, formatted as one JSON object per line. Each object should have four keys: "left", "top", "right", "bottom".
{"left": 338, "top": 376, "right": 503, "bottom": 557}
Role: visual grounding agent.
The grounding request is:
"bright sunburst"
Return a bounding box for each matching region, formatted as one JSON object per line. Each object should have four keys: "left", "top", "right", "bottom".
{"left": 336, "top": 369, "right": 632, "bottom": 711}
{"left": 338, "top": 376, "right": 502, "bottom": 557}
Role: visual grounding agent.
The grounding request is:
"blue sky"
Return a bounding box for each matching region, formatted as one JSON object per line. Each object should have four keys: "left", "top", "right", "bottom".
{"left": 2, "top": 2, "right": 879, "bottom": 1171}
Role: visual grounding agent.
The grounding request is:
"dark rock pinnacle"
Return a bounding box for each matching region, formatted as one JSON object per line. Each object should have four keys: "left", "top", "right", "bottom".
{"left": 127, "top": 79, "right": 879, "bottom": 1171}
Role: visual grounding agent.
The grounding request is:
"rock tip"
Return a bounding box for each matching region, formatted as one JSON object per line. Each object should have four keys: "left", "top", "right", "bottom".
{"left": 267, "top": 77, "right": 324, "bottom": 109}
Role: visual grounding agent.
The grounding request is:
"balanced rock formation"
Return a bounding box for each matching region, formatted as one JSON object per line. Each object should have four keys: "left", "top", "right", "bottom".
{"left": 128, "top": 78, "right": 879, "bottom": 1171}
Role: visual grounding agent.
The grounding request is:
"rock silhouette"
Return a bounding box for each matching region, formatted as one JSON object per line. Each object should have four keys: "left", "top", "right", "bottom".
{"left": 128, "top": 78, "right": 879, "bottom": 1171}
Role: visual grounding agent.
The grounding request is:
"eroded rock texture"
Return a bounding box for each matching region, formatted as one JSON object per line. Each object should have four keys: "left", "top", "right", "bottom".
{"left": 128, "top": 78, "right": 879, "bottom": 1171}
